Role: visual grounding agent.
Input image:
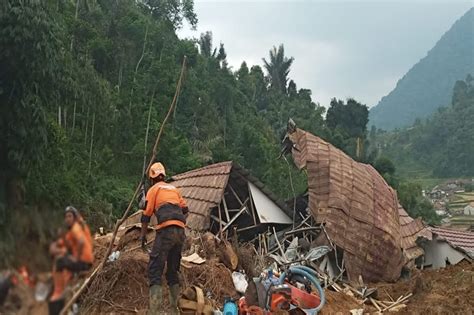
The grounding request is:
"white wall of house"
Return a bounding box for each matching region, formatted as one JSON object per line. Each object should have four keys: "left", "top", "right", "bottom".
{"left": 421, "top": 238, "right": 467, "bottom": 268}
{"left": 464, "top": 205, "right": 474, "bottom": 215}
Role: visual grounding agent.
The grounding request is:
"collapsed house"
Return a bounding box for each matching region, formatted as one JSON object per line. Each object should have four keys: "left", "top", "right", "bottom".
{"left": 398, "top": 205, "right": 432, "bottom": 264}
{"left": 418, "top": 227, "right": 474, "bottom": 268}
{"left": 123, "top": 161, "right": 293, "bottom": 241}
{"left": 284, "top": 124, "right": 474, "bottom": 282}
{"left": 286, "top": 127, "right": 406, "bottom": 282}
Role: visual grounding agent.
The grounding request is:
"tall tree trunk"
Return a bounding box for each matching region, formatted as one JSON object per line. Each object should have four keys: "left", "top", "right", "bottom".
{"left": 128, "top": 21, "right": 149, "bottom": 113}
{"left": 117, "top": 56, "right": 123, "bottom": 94}
{"left": 64, "top": 107, "right": 67, "bottom": 131}
{"left": 88, "top": 112, "right": 96, "bottom": 176}
{"left": 70, "top": 0, "right": 80, "bottom": 52}
{"left": 84, "top": 106, "right": 90, "bottom": 145}
{"left": 72, "top": 100, "right": 77, "bottom": 136}
{"left": 58, "top": 106, "right": 62, "bottom": 127}
{"left": 143, "top": 89, "right": 155, "bottom": 174}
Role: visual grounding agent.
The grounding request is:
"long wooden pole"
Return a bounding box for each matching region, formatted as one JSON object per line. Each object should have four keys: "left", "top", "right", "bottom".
{"left": 60, "top": 56, "right": 187, "bottom": 315}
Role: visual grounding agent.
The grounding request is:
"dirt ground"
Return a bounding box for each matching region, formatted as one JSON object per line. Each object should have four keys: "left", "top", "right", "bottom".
{"left": 374, "top": 260, "right": 474, "bottom": 314}
{"left": 2, "top": 227, "right": 472, "bottom": 315}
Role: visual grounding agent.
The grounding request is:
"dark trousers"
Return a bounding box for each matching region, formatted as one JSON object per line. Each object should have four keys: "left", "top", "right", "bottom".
{"left": 149, "top": 226, "right": 185, "bottom": 286}
{"left": 56, "top": 256, "right": 92, "bottom": 273}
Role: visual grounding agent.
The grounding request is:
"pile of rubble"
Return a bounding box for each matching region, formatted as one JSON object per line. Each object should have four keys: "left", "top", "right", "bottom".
{"left": 2, "top": 124, "right": 472, "bottom": 314}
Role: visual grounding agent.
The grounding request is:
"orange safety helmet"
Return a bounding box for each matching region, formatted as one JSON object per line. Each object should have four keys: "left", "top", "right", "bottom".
{"left": 149, "top": 162, "right": 166, "bottom": 179}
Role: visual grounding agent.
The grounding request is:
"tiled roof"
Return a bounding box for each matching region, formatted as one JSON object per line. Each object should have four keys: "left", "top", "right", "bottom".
{"left": 430, "top": 226, "right": 474, "bottom": 259}
{"left": 171, "top": 161, "right": 233, "bottom": 230}
{"left": 288, "top": 128, "right": 404, "bottom": 282}
{"left": 398, "top": 205, "right": 432, "bottom": 261}
{"left": 171, "top": 161, "right": 291, "bottom": 230}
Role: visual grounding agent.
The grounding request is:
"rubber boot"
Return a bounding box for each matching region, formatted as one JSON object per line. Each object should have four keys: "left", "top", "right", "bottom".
{"left": 169, "top": 284, "right": 180, "bottom": 315}
{"left": 148, "top": 285, "right": 162, "bottom": 315}
{"left": 50, "top": 271, "right": 65, "bottom": 302}
{"left": 48, "top": 298, "right": 64, "bottom": 315}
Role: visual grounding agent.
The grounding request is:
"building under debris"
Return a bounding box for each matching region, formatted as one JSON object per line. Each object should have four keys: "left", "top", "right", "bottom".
{"left": 123, "top": 161, "right": 293, "bottom": 241}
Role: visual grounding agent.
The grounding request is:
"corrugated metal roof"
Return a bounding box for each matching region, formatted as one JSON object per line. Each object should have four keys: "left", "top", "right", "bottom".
{"left": 398, "top": 205, "right": 432, "bottom": 261}
{"left": 288, "top": 128, "right": 404, "bottom": 282}
{"left": 429, "top": 227, "right": 474, "bottom": 259}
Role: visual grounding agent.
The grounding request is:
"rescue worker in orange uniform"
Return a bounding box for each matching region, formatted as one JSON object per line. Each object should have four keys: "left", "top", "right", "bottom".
{"left": 140, "top": 162, "right": 188, "bottom": 314}
{"left": 48, "top": 206, "right": 94, "bottom": 315}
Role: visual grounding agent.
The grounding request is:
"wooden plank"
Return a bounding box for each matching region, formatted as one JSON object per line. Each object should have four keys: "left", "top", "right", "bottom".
{"left": 222, "top": 199, "right": 249, "bottom": 232}
{"left": 229, "top": 184, "right": 243, "bottom": 205}
{"left": 218, "top": 204, "right": 223, "bottom": 237}
{"left": 236, "top": 224, "right": 259, "bottom": 232}
{"left": 248, "top": 186, "right": 257, "bottom": 225}
{"left": 273, "top": 226, "right": 287, "bottom": 262}
{"left": 382, "top": 293, "right": 412, "bottom": 312}
{"left": 210, "top": 214, "right": 226, "bottom": 226}
{"left": 222, "top": 197, "right": 231, "bottom": 222}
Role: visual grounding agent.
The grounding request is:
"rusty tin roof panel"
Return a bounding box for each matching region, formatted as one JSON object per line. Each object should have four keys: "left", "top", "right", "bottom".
{"left": 289, "top": 128, "right": 404, "bottom": 282}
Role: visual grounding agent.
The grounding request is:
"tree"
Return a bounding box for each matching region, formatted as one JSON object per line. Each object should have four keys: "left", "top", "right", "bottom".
{"left": 263, "top": 44, "right": 294, "bottom": 93}
{"left": 145, "top": 0, "right": 198, "bottom": 30}
{"left": 398, "top": 182, "right": 440, "bottom": 225}
{"left": 326, "top": 98, "right": 369, "bottom": 160}
{"left": 374, "top": 157, "right": 396, "bottom": 176}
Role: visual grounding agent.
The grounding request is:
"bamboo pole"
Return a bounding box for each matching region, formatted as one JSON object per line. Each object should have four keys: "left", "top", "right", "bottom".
{"left": 88, "top": 112, "right": 95, "bottom": 176}
{"left": 60, "top": 56, "right": 188, "bottom": 315}
{"left": 142, "top": 89, "right": 155, "bottom": 174}
{"left": 222, "top": 196, "right": 231, "bottom": 222}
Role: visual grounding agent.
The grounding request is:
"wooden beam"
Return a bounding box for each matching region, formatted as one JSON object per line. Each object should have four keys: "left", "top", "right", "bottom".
{"left": 248, "top": 187, "right": 257, "bottom": 225}
{"left": 284, "top": 226, "right": 321, "bottom": 236}
{"left": 229, "top": 184, "right": 243, "bottom": 205}
{"left": 218, "top": 204, "right": 223, "bottom": 238}
{"left": 236, "top": 224, "right": 259, "bottom": 232}
{"left": 222, "top": 197, "right": 230, "bottom": 222}
{"left": 222, "top": 198, "right": 249, "bottom": 233}
{"left": 273, "top": 227, "right": 288, "bottom": 262}
{"left": 210, "top": 215, "right": 226, "bottom": 226}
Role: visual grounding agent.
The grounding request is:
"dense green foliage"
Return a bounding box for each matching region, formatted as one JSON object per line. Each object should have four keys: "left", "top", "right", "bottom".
{"left": 398, "top": 182, "right": 440, "bottom": 225}
{"left": 376, "top": 75, "right": 474, "bottom": 178}
{"left": 0, "top": 0, "right": 441, "bottom": 266}
{"left": 369, "top": 7, "right": 474, "bottom": 130}
{"left": 0, "top": 0, "right": 328, "bottom": 265}
{"left": 326, "top": 98, "right": 370, "bottom": 161}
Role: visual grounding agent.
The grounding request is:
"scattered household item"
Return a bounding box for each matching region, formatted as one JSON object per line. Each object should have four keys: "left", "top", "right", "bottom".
{"left": 182, "top": 253, "right": 206, "bottom": 265}
{"left": 232, "top": 272, "right": 248, "bottom": 294}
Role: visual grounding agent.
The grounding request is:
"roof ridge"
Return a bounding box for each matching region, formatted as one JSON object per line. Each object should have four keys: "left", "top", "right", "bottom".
{"left": 171, "top": 161, "right": 233, "bottom": 179}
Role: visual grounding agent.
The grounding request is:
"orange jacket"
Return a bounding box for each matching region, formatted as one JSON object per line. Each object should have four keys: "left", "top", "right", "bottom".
{"left": 144, "top": 181, "right": 187, "bottom": 230}
{"left": 65, "top": 221, "right": 94, "bottom": 264}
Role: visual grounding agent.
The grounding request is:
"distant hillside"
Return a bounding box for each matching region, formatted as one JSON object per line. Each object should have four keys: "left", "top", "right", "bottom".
{"left": 370, "top": 8, "right": 474, "bottom": 130}
{"left": 378, "top": 75, "right": 474, "bottom": 178}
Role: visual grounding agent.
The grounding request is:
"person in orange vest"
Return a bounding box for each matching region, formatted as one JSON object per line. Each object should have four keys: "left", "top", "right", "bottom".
{"left": 48, "top": 206, "right": 94, "bottom": 315}
{"left": 140, "top": 162, "right": 188, "bottom": 315}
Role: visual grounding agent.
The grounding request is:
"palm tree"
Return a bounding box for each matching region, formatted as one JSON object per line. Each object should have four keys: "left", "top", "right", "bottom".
{"left": 262, "top": 44, "right": 294, "bottom": 93}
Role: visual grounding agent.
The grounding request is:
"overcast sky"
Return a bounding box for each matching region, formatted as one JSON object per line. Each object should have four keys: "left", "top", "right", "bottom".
{"left": 178, "top": 0, "right": 473, "bottom": 108}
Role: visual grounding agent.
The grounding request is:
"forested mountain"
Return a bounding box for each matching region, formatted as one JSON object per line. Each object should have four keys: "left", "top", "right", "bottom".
{"left": 369, "top": 7, "right": 474, "bottom": 130}
{"left": 376, "top": 75, "right": 474, "bottom": 178}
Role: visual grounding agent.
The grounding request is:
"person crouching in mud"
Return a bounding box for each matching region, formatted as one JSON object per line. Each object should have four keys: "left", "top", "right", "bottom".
{"left": 48, "top": 206, "right": 93, "bottom": 315}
